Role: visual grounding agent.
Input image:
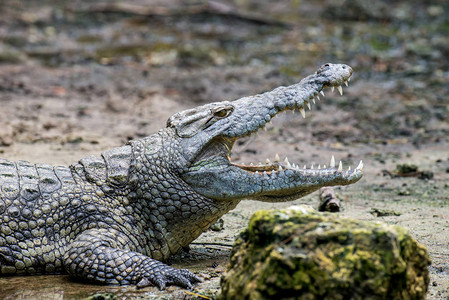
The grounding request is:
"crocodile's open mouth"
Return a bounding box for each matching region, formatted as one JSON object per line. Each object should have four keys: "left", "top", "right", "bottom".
{"left": 220, "top": 76, "right": 363, "bottom": 180}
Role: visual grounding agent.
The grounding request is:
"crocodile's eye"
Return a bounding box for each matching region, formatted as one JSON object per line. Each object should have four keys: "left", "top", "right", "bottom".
{"left": 214, "top": 109, "right": 228, "bottom": 118}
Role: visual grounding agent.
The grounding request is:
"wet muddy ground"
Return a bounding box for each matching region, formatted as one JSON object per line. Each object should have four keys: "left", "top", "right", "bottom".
{"left": 0, "top": 0, "right": 448, "bottom": 299}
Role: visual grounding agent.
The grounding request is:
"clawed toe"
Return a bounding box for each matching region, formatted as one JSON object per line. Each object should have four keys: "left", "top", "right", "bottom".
{"left": 136, "top": 277, "right": 153, "bottom": 289}
{"left": 139, "top": 265, "right": 201, "bottom": 290}
{"left": 179, "top": 268, "right": 202, "bottom": 283}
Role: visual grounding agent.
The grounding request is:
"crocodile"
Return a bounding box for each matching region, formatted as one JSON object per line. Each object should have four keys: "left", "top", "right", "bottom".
{"left": 0, "top": 63, "right": 362, "bottom": 289}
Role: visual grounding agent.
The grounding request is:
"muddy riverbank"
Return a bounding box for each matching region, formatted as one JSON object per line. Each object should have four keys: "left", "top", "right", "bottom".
{"left": 0, "top": 0, "right": 448, "bottom": 298}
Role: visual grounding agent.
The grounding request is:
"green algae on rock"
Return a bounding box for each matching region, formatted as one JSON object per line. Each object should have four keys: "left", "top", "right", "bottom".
{"left": 219, "top": 205, "right": 430, "bottom": 300}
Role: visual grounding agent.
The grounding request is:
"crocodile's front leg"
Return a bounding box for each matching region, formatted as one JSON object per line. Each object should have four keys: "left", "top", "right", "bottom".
{"left": 63, "top": 229, "right": 201, "bottom": 289}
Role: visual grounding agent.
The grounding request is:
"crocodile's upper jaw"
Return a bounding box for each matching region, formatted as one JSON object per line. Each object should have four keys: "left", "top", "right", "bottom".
{"left": 170, "top": 63, "right": 363, "bottom": 202}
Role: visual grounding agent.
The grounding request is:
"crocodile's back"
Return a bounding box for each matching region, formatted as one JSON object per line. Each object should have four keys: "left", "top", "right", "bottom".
{"left": 0, "top": 158, "right": 76, "bottom": 275}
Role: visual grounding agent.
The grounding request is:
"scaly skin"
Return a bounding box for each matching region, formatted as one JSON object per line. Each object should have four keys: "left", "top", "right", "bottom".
{"left": 0, "top": 63, "right": 362, "bottom": 289}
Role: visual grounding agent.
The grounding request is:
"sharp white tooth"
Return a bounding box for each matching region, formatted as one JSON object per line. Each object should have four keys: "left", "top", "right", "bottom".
{"left": 262, "top": 127, "right": 267, "bottom": 132}
{"left": 306, "top": 102, "right": 311, "bottom": 110}
{"left": 338, "top": 161, "right": 343, "bottom": 172}
{"left": 279, "top": 165, "right": 283, "bottom": 171}
{"left": 348, "top": 166, "right": 351, "bottom": 171}
{"left": 337, "top": 86, "right": 343, "bottom": 95}
{"left": 331, "top": 86, "right": 334, "bottom": 92}
{"left": 311, "top": 164, "right": 314, "bottom": 169}
{"left": 323, "top": 165, "right": 326, "bottom": 169}
{"left": 330, "top": 155, "right": 335, "bottom": 168}
{"left": 250, "top": 162, "right": 254, "bottom": 166}
{"left": 292, "top": 163, "right": 296, "bottom": 169}
{"left": 356, "top": 160, "right": 364, "bottom": 170}
{"left": 274, "top": 153, "right": 280, "bottom": 162}
{"left": 258, "top": 162, "right": 263, "bottom": 166}
{"left": 303, "top": 165, "right": 306, "bottom": 169}
{"left": 255, "top": 171, "right": 259, "bottom": 174}
{"left": 312, "top": 98, "right": 316, "bottom": 104}
{"left": 348, "top": 77, "right": 351, "bottom": 82}
{"left": 299, "top": 108, "right": 306, "bottom": 118}
{"left": 263, "top": 171, "right": 267, "bottom": 175}
{"left": 287, "top": 161, "right": 292, "bottom": 168}
{"left": 344, "top": 81, "right": 348, "bottom": 87}
{"left": 320, "top": 91, "right": 325, "bottom": 97}
{"left": 284, "top": 157, "right": 289, "bottom": 164}
{"left": 318, "top": 165, "right": 321, "bottom": 169}
{"left": 266, "top": 158, "right": 271, "bottom": 164}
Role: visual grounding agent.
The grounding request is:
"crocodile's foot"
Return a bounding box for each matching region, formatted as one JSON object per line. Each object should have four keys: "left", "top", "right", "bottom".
{"left": 137, "top": 260, "right": 202, "bottom": 290}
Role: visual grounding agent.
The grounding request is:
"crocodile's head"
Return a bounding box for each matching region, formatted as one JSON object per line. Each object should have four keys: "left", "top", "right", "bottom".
{"left": 167, "top": 63, "right": 362, "bottom": 202}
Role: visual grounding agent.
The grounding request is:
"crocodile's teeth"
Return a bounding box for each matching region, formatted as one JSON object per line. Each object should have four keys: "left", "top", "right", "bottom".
{"left": 311, "top": 164, "right": 314, "bottom": 169}
{"left": 318, "top": 165, "right": 321, "bottom": 169}
{"left": 331, "top": 86, "right": 334, "bottom": 93}
{"left": 323, "top": 165, "right": 326, "bottom": 169}
{"left": 283, "top": 157, "right": 292, "bottom": 169}
{"left": 320, "top": 91, "right": 325, "bottom": 97}
{"left": 330, "top": 155, "right": 335, "bottom": 168}
{"left": 347, "top": 77, "right": 351, "bottom": 82}
{"left": 279, "top": 165, "right": 283, "bottom": 171}
{"left": 262, "top": 126, "right": 267, "bottom": 132}
{"left": 312, "top": 98, "right": 316, "bottom": 104}
{"left": 337, "top": 86, "right": 343, "bottom": 95}
{"left": 266, "top": 158, "right": 271, "bottom": 164}
{"left": 356, "top": 160, "right": 364, "bottom": 170}
{"left": 304, "top": 165, "right": 307, "bottom": 169}
{"left": 306, "top": 102, "right": 311, "bottom": 110}
{"left": 348, "top": 166, "right": 351, "bottom": 171}
{"left": 299, "top": 108, "right": 306, "bottom": 118}
{"left": 274, "top": 153, "right": 280, "bottom": 162}
{"left": 337, "top": 161, "right": 343, "bottom": 172}
{"left": 255, "top": 171, "right": 259, "bottom": 174}
{"left": 344, "top": 81, "right": 348, "bottom": 87}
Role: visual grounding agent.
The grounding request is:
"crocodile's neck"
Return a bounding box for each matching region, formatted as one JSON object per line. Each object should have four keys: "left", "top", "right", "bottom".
{"left": 127, "top": 129, "right": 240, "bottom": 260}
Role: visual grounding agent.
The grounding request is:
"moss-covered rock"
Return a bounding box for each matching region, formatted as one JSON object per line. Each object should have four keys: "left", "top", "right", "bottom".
{"left": 218, "top": 205, "right": 430, "bottom": 300}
